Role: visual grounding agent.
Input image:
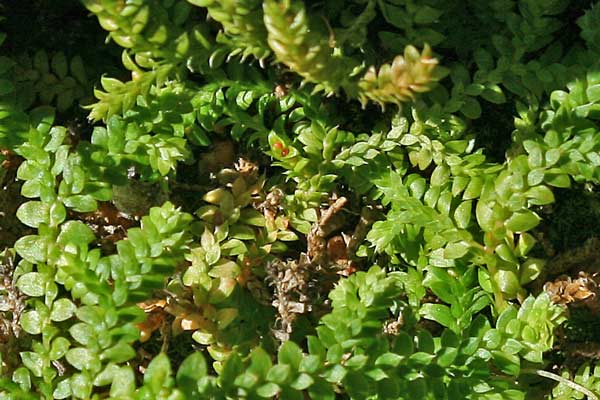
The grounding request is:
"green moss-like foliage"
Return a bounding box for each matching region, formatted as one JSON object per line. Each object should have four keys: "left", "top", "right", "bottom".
{"left": 1, "top": 1, "right": 600, "bottom": 399}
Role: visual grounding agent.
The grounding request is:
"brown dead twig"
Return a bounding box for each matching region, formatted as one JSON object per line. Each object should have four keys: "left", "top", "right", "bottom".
{"left": 267, "top": 198, "right": 380, "bottom": 342}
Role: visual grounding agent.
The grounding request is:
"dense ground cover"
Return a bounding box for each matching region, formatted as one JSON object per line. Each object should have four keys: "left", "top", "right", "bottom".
{"left": 1, "top": 0, "right": 600, "bottom": 398}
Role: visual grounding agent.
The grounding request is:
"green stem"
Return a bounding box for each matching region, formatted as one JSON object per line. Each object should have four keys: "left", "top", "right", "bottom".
{"left": 522, "top": 368, "right": 599, "bottom": 400}
{"left": 485, "top": 261, "right": 506, "bottom": 313}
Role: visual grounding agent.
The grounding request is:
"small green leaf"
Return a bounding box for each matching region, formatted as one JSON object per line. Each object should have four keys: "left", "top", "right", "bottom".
{"left": 58, "top": 221, "right": 95, "bottom": 247}
{"left": 70, "top": 55, "right": 87, "bottom": 84}
{"left": 33, "top": 50, "right": 49, "bottom": 74}
{"left": 299, "top": 355, "right": 321, "bottom": 375}
{"left": 527, "top": 168, "right": 545, "bottom": 186}
{"left": 75, "top": 306, "right": 103, "bottom": 325}
{"left": 70, "top": 373, "right": 92, "bottom": 399}
{"left": 483, "top": 329, "right": 502, "bottom": 349}
{"left": 12, "top": 367, "right": 31, "bottom": 392}
{"left": 516, "top": 232, "right": 537, "bottom": 257}
{"left": 100, "top": 76, "right": 124, "bottom": 92}
{"left": 208, "top": 277, "right": 236, "bottom": 303}
{"left": 481, "top": 84, "right": 506, "bottom": 104}
{"left": 66, "top": 347, "right": 100, "bottom": 371}
{"left": 544, "top": 149, "right": 561, "bottom": 166}
{"left": 461, "top": 97, "right": 482, "bottom": 119}
{"left": 53, "top": 378, "right": 71, "bottom": 399}
{"left": 278, "top": 341, "right": 303, "bottom": 369}
{"left": 240, "top": 209, "right": 266, "bottom": 227}
{"left": 208, "top": 260, "right": 240, "bottom": 279}
{"left": 416, "top": 330, "right": 435, "bottom": 354}
{"left": 431, "top": 165, "right": 450, "bottom": 186}
{"left": 408, "top": 352, "right": 435, "bottom": 366}
{"left": 229, "top": 225, "right": 257, "bottom": 240}
{"left": 323, "top": 364, "right": 347, "bottom": 384}
{"left": 100, "top": 342, "right": 135, "bottom": 363}
{"left": 420, "top": 304, "right": 457, "bottom": 331}
{"left": 502, "top": 338, "right": 524, "bottom": 355}
{"left": 50, "top": 298, "right": 76, "bottom": 321}
{"left": 475, "top": 201, "right": 495, "bottom": 232}
{"left": 267, "top": 364, "right": 292, "bottom": 384}
{"left": 49, "top": 337, "right": 71, "bottom": 361}
{"left": 63, "top": 195, "right": 97, "bottom": 212}
{"left": 17, "top": 272, "right": 46, "bottom": 297}
{"left": 586, "top": 84, "right": 600, "bottom": 103}
{"left": 395, "top": 331, "right": 415, "bottom": 356}
{"left": 249, "top": 347, "right": 272, "bottom": 378}
{"left": 454, "top": 200, "right": 472, "bottom": 229}
{"left": 256, "top": 383, "right": 281, "bottom": 398}
{"left": 491, "top": 350, "right": 520, "bottom": 376}
{"left": 216, "top": 308, "right": 238, "bottom": 329}
{"left": 21, "top": 179, "right": 42, "bottom": 198}
{"left": 21, "top": 352, "right": 44, "bottom": 377}
{"left": 545, "top": 173, "right": 570, "bottom": 188}
{"left": 110, "top": 366, "right": 136, "bottom": 397}
{"left": 519, "top": 258, "right": 544, "bottom": 284}
{"left": 94, "top": 364, "right": 119, "bottom": 386}
{"left": 308, "top": 378, "right": 335, "bottom": 400}
{"left": 345, "top": 354, "right": 368, "bottom": 369}
{"left": 444, "top": 241, "right": 470, "bottom": 259}
{"left": 463, "top": 177, "right": 483, "bottom": 199}
{"left": 494, "top": 268, "right": 521, "bottom": 298}
{"left": 436, "top": 347, "right": 459, "bottom": 368}
{"left": 326, "top": 344, "right": 343, "bottom": 364}
{"left": 176, "top": 352, "right": 207, "bottom": 397}
{"left": 504, "top": 210, "right": 540, "bottom": 232}
{"left": 204, "top": 243, "right": 221, "bottom": 266}
{"left": 15, "top": 235, "right": 48, "bottom": 263}
{"left": 495, "top": 243, "right": 518, "bottom": 264}
{"left": 69, "top": 323, "right": 94, "bottom": 346}
{"left": 375, "top": 352, "right": 404, "bottom": 367}
{"left": 144, "top": 352, "right": 172, "bottom": 393}
{"left": 49, "top": 201, "right": 67, "bottom": 226}
{"left": 234, "top": 371, "right": 259, "bottom": 389}
{"left": 414, "top": 6, "right": 443, "bottom": 23}
{"left": 290, "top": 373, "right": 314, "bottom": 390}
{"left": 17, "top": 201, "right": 49, "bottom": 228}
{"left": 51, "top": 52, "right": 68, "bottom": 79}
{"left": 20, "top": 310, "right": 43, "bottom": 334}
{"left": 525, "top": 185, "right": 554, "bottom": 205}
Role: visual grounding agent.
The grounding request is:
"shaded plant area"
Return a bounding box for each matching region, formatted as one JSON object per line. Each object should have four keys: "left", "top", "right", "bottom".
{"left": 546, "top": 186, "right": 600, "bottom": 253}
{"left": 1, "top": 1, "right": 600, "bottom": 399}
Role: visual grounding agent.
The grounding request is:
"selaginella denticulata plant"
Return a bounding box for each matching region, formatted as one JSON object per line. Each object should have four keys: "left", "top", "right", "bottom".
{"left": 1, "top": 0, "right": 600, "bottom": 399}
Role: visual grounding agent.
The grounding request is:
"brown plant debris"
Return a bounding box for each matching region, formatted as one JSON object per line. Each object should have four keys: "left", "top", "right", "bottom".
{"left": 267, "top": 254, "right": 319, "bottom": 343}
{"left": 0, "top": 149, "right": 21, "bottom": 170}
{"left": 69, "top": 201, "right": 138, "bottom": 253}
{"left": 136, "top": 298, "right": 169, "bottom": 344}
{"left": 0, "top": 249, "right": 27, "bottom": 373}
{"left": 544, "top": 271, "right": 600, "bottom": 313}
{"left": 307, "top": 196, "right": 348, "bottom": 266}
{"left": 267, "top": 196, "right": 359, "bottom": 342}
